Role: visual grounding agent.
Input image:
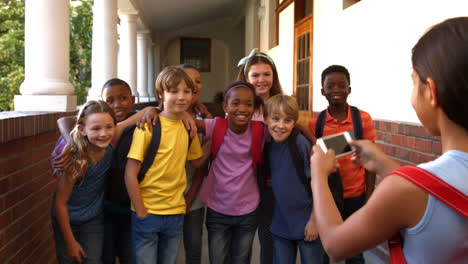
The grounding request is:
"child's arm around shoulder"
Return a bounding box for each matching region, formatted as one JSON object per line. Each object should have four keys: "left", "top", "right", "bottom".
{"left": 113, "top": 107, "right": 157, "bottom": 144}
{"left": 57, "top": 116, "right": 77, "bottom": 142}
{"left": 188, "top": 135, "right": 211, "bottom": 169}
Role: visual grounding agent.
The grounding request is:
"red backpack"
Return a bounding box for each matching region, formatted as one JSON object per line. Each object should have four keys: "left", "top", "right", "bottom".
{"left": 210, "top": 118, "right": 264, "bottom": 168}
{"left": 388, "top": 165, "right": 468, "bottom": 264}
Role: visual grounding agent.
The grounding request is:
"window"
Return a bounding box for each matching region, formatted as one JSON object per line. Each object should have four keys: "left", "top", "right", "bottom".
{"left": 343, "top": 0, "right": 361, "bottom": 9}
{"left": 180, "top": 38, "right": 211, "bottom": 72}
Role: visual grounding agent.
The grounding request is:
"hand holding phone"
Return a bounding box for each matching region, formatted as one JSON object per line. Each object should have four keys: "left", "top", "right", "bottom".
{"left": 316, "top": 131, "right": 354, "bottom": 158}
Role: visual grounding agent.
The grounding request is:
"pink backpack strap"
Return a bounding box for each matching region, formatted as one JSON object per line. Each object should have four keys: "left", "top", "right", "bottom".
{"left": 251, "top": 120, "right": 264, "bottom": 168}
{"left": 211, "top": 118, "right": 228, "bottom": 158}
{"left": 388, "top": 165, "right": 468, "bottom": 264}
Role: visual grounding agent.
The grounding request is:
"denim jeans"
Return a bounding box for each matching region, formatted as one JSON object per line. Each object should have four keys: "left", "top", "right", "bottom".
{"left": 183, "top": 207, "right": 205, "bottom": 264}
{"left": 131, "top": 212, "right": 184, "bottom": 264}
{"left": 103, "top": 209, "right": 133, "bottom": 264}
{"left": 205, "top": 207, "right": 258, "bottom": 264}
{"left": 273, "top": 234, "right": 324, "bottom": 264}
{"left": 258, "top": 188, "right": 275, "bottom": 264}
{"left": 52, "top": 214, "right": 104, "bottom": 264}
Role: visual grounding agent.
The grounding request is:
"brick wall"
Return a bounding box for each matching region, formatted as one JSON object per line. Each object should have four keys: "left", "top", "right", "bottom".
{"left": 0, "top": 111, "right": 75, "bottom": 264}
{"left": 0, "top": 102, "right": 156, "bottom": 264}
{"left": 373, "top": 119, "right": 440, "bottom": 180}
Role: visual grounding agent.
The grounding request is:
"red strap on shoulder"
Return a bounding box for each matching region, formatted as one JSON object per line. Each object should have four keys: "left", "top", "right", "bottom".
{"left": 392, "top": 165, "right": 468, "bottom": 217}
{"left": 251, "top": 121, "right": 264, "bottom": 168}
{"left": 388, "top": 165, "right": 468, "bottom": 264}
{"left": 388, "top": 234, "right": 407, "bottom": 264}
{"left": 211, "top": 118, "right": 228, "bottom": 158}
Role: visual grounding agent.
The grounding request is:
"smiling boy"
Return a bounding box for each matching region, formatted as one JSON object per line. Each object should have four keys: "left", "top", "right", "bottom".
{"left": 309, "top": 65, "right": 377, "bottom": 264}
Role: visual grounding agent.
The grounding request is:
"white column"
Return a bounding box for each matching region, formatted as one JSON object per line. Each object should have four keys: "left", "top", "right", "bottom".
{"left": 15, "top": 0, "right": 76, "bottom": 112}
{"left": 147, "top": 41, "right": 156, "bottom": 101}
{"left": 88, "top": 0, "right": 118, "bottom": 100}
{"left": 245, "top": 0, "right": 260, "bottom": 53}
{"left": 118, "top": 12, "right": 138, "bottom": 99}
{"left": 137, "top": 31, "right": 149, "bottom": 102}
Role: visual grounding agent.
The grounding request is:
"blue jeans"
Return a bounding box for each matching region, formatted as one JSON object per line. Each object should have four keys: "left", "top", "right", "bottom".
{"left": 258, "top": 188, "right": 275, "bottom": 264}
{"left": 273, "top": 234, "right": 324, "bottom": 264}
{"left": 131, "top": 212, "right": 184, "bottom": 264}
{"left": 52, "top": 214, "right": 104, "bottom": 264}
{"left": 183, "top": 207, "right": 205, "bottom": 264}
{"left": 103, "top": 207, "right": 133, "bottom": 264}
{"left": 205, "top": 207, "right": 258, "bottom": 264}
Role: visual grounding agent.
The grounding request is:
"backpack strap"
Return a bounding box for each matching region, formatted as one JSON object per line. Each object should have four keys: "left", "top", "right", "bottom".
{"left": 251, "top": 120, "right": 264, "bottom": 168}
{"left": 392, "top": 165, "right": 468, "bottom": 217}
{"left": 315, "top": 110, "right": 327, "bottom": 139}
{"left": 211, "top": 118, "right": 264, "bottom": 168}
{"left": 287, "top": 129, "right": 312, "bottom": 196}
{"left": 137, "top": 121, "right": 162, "bottom": 182}
{"left": 350, "top": 106, "right": 363, "bottom": 140}
{"left": 315, "top": 106, "right": 363, "bottom": 140}
{"left": 388, "top": 165, "right": 468, "bottom": 264}
{"left": 211, "top": 118, "right": 228, "bottom": 158}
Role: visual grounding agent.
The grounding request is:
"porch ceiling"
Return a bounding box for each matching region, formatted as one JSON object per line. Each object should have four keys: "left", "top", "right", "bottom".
{"left": 138, "top": 0, "right": 244, "bottom": 32}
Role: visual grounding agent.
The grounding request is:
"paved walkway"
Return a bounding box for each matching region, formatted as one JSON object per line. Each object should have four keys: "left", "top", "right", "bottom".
{"left": 176, "top": 227, "right": 386, "bottom": 264}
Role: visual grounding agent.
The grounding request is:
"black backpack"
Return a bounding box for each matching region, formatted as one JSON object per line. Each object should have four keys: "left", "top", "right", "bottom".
{"left": 107, "top": 121, "right": 192, "bottom": 206}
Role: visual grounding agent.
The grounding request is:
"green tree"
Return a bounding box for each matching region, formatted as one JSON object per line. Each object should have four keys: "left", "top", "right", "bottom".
{"left": 0, "top": 0, "right": 93, "bottom": 111}
{"left": 0, "top": 0, "right": 24, "bottom": 111}
{"left": 70, "top": 0, "right": 93, "bottom": 105}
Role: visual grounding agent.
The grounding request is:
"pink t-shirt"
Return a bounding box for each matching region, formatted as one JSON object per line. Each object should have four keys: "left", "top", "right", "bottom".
{"left": 199, "top": 118, "right": 260, "bottom": 216}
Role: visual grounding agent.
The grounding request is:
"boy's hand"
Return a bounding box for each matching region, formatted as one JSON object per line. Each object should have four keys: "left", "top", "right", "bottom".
{"left": 67, "top": 240, "right": 86, "bottom": 263}
{"left": 182, "top": 112, "right": 198, "bottom": 138}
{"left": 136, "top": 208, "right": 148, "bottom": 219}
{"left": 310, "top": 145, "right": 339, "bottom": 180}
{"left": 136, "top": 107, "right": 160, "bottom": 130}
{"left": 304, "top": 217, "right": 319, "bottom": 241}
{"left": 184, "top": 194, "right": 194, "bottom": 214}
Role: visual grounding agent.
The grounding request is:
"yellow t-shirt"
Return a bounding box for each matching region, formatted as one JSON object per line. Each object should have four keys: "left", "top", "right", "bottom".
{"left": 127, "top": 116, "right": 203, "bottom": 215}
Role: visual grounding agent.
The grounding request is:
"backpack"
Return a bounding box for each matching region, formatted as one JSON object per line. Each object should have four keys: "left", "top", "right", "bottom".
{"left": 107, "top": 121, "right": 192, "bottom": 206}
{"left": 315, "top": 105, "right": 363, "bottom": 140}
{"left": 314, "top": 106, "right": 364, "bottom": 212}
{"left": 210, "top": 118, "right": 265, "bottom": 193}
{"left": 388, "top": 165, "right": 468, "bottom": 264}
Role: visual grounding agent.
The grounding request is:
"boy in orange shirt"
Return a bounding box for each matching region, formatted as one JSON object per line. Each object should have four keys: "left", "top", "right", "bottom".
{"left": 309, "top": 65, "right": 376, "bottom": 264}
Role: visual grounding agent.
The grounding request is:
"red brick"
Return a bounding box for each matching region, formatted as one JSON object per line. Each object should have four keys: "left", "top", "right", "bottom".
{"left": 432, "top": 141, "right": 442, "bottom": 155}
{"left": 394, "top": 147, "right": 409, "bottom": 161}
{"left": 373, "top": 120, "right": 380, "bottom": 130}
{"left": 0, "top": 177, "right": 10, "bottom": 194}
{"left": 0, "top": 196, "right": 4, "bottom": 212}
{"left": 391, "top": 134, "right": 404, "bottom": 145}
{"left": 415, "top": 138, "right": 432, "bottom": 153}
{"left": 4, "top": 188, "right": 22, "bottom": 210}
{"left": 390, "top": 123, "right": 400, "bottom": 134}
{"left": 0, "top": 156, "right": 23, "bottom": 177}
{"left": 409, "top": 151, "right": 436, "bottom": 164}
{"left": 410, "top": 125, "right": 430, "bottom": 139}
{"left": 400, "top": 136, "right": 416, "bottom": 149}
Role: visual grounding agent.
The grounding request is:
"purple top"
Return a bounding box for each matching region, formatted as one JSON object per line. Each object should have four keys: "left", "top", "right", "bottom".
{"left": 199, "top": 118, "right": 260, "bottom": 216}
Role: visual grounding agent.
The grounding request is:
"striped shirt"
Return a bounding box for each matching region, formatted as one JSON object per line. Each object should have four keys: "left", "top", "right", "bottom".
{"left": 309, "top": 106, "right": 376, "bottom": 198}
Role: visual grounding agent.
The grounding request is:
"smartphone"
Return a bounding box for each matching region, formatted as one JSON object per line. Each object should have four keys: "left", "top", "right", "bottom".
{"left": 316, "top": 131, "right": 354, "bottom": 158}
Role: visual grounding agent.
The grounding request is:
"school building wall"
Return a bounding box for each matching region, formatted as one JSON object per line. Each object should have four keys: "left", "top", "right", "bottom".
{"left": 159, "top": 17, "right": 245, "bottom": 104}
{"left": 312, "top": 0, "right": 468, "bottom": 123}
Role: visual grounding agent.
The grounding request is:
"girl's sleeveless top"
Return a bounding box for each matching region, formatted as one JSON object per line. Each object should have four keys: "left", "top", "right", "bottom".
{"left": 402, "top": 150, "right": 468, "bottom": 263}
{"left": 53, "top": 145, "right": 113, "bottom": 223}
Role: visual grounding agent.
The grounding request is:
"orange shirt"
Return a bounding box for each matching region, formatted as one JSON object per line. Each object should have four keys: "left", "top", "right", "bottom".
{"left": 309, "top": 106, "right": 377, "bottom": 198}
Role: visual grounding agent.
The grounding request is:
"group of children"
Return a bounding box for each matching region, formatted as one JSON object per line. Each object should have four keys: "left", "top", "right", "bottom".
{"left": 50, "top": 17, "right": 467, "bottom": 264}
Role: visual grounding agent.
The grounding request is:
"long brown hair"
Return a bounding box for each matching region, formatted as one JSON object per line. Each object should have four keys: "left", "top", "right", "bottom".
{"left": 52, "top": 100, "right": 116, "bottom": 182}
{"left": 237, "top": 52, "right": 283, "bottom": 98}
